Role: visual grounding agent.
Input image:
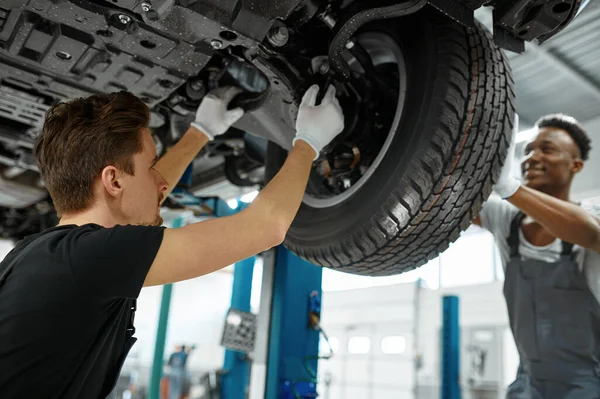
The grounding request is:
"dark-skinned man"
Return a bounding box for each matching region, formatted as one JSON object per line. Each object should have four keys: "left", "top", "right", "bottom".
{"left": 474, "top": 114, "right": 600, "bottom": 398}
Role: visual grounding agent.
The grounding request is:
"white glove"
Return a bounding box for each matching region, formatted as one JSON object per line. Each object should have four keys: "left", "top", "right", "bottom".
{"left": 293, "top": 84, "right": 345, "bottom": 160}
{"left": 494, "top": 123, "right": 521, "bottom": 199}
{"left": 190, "top": 87, "right": 244, "bottom": 140}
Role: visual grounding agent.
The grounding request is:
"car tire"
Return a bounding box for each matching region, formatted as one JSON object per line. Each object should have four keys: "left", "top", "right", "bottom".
{"left": 266, "top": 9, "right": 515, "bottom": 276}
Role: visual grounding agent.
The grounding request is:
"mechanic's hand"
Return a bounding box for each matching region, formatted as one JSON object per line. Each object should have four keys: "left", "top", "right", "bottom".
{"left": 494, "top": 127, "right": 521, "bottom": 199}
{"left": 293, "top": 84, "right": 345, "bottom": 160}
{"left": 191, "top": 87, "right": 244, "bottom": 140}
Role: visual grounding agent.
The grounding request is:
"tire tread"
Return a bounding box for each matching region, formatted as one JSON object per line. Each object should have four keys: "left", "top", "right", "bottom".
{"left": 282, "top": 11, "right": 515, "bottom": 275}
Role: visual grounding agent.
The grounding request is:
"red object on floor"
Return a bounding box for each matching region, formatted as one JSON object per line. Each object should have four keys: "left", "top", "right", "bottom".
{"left": 160, "top": 376, "right": 169, "bottom": 399}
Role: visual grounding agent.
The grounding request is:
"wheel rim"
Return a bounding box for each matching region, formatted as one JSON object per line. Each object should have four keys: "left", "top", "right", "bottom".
{"left": 303, "top": 32, "right": 408, "bottom": 208}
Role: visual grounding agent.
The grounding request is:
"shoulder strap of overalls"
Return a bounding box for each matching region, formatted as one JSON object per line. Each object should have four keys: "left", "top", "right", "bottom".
{"left": 561, "top": 200, "right": 582, "bottom": 256}
{"left": 508, "top": 212, "right": 574, "bottom": 257}
{"left": 508, "top": 212, "right": 526, "bottom": 257}
{"left": 561, "top": 240, "right": 574, "bottom": 255}
{"left": 0, "top": 230, "right": 63, "bottom": 288}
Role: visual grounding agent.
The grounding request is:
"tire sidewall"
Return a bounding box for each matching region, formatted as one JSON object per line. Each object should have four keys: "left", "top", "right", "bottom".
{"left": 272, "top": 13, "right": 449, "bottom": 245}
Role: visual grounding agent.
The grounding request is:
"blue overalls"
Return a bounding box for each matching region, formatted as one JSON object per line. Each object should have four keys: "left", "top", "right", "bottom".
{"left": 504, "top": 212, "right": 600, "bottom": 398}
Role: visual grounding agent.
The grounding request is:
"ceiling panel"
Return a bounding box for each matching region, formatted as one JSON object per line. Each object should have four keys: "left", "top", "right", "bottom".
{"left": 477, "top": 2, "right": 600, "bottom": 126}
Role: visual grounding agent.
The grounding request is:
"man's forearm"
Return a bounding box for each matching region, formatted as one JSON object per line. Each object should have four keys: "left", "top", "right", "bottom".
{"left": 154, "top": 126, "right": 210, "bottom": 198}
{"left": 508, "top": 185, "right": 600, "bottom": 251}
{"left": 247, "top": 140, "right": 315, "bottom": 234}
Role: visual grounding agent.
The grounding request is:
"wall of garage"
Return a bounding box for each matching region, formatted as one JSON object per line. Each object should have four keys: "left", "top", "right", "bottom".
{"left": 415, "top": 283, "right": 519, "bottom": 399}
{"left": 318, "top": 283, "right": 418, "bottom": 399}
{"left": 316, "top": 222, "right": 522, "bottom": 399}
{"left": 318, "top": 278, "right": 519, "bottom": 399}
{"left": 572, "top": 116, "right": 600, "bottom": 200}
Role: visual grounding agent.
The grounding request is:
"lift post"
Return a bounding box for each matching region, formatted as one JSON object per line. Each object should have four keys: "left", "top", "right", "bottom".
{"left": 441, "top": 295, "right": 461, "bottom": 399}
{"left": 148, "top": 216, "right": 186, "bottom": 399}
{"left": 220, "top": 255, "right": 256, "bottom": 398}
{"left": 200, "top": 198, "right": 257, "bottom": 399}
{"left": 245, "top": 246, "right": 323, "bottom": 399}
{"left": 166, "top": 189, "right": 324, "bottom": 399}
{"left": 157, "top": 184, "right": 256, "bottom": 399}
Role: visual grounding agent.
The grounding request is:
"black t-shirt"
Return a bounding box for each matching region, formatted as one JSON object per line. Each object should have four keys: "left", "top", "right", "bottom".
{"left": 0, "top": 223, "right": 164, "bottom": 399}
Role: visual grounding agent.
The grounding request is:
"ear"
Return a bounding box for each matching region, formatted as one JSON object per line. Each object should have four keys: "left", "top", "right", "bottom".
{"left": 100, "top": 165, "right": 123, "bottom": 198}
{"left": 571, "top": 159, "right": 584, "bottom": 174}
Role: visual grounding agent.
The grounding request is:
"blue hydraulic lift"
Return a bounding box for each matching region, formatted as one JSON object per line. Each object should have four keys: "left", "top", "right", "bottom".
{"left": 210, "top": 206, "right": 323, "bottom": 398}
{"left": 147, "top": 194, "right": 248, "bottom": 399}
{"left": 213, "top": 194, "right": 324, "bottom": 399}
{"left": 152, "top": 165, "right": 463, "bottom": 399}
{"left": 441, "top": 295, "right": 461, "bottom": 399}
{"left": 150, "top": 163, "right": 323, "bottom": 399}
{"left": 263, "top": 247, "right": 323, "bottom": 399}
{"left": 219, "top": 240, "right": 322, "bottom": 399}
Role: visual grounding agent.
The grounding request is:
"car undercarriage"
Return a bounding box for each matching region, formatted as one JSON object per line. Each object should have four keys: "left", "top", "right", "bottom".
{"left": 0, "top": 0, "right": 586, "bottom": 273}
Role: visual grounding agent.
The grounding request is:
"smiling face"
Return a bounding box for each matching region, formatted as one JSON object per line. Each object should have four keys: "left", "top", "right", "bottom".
{"left": 521, "top": 127, "right": 584, "bottom": 193}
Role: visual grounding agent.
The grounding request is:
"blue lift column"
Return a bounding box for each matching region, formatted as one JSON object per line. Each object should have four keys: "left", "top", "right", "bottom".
{"left": 221, "top": 255, "right": 256, "bottom": 398}
{"left": 148, "top": 163, "right": 195, "bottom": 399}
{"left": 229, "top": 245, "right": 324, "bottom": 399}
{"left": 165, "top": 186, "right": 324, "bottom": 398}
{"left": 160, "top": 183, "right": 256, "bottom": 399}
{"left": 264, "top": 247, "right": 323, "bottom": 399}
{"left": 441, "top": 295, "right": 461, "bottom": 399}
{"left": 148, "top": 216, "right": 186, "bottom": 399}
{"left": 209, "top": 198, "right": 257, "bottom": 399}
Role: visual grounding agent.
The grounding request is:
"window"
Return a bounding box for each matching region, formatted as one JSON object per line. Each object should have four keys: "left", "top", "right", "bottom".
{"left": 348, "top": 336, "right": 370, "bottom": 354}
{"left": 474, "top": 330, "right": 494, "bottom": 343}
{"left": 381, "top": 336, "right": 406, "bottom": 354}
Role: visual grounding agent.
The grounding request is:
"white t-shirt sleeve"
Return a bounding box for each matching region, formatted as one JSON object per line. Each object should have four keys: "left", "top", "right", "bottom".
{"left": 580, "top": 201, "right": 600, "bottom": 263}
{"left": 479, "top": 196, "right": 520, "bottom": 270}
{"left": 580, "top": 202, "right": 600, "bottom": 304}
{"left": 581, "top": 202, "right": 600, "bottom": 220}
